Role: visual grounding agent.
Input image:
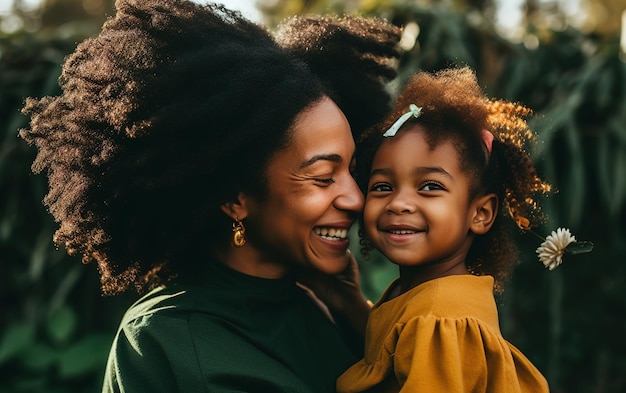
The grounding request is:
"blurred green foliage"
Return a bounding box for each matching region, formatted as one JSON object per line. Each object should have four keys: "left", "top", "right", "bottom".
{"left": 1, "top": 1, "right": 625, "bottom": 392}
{"left": 0, "top": 31, "right": 134, "bottom": 392}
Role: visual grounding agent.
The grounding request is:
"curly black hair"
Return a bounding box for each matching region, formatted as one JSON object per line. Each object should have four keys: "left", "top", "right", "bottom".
{"left": 356, "top": 67, "right": 551, "bottom": 293}
{"left": 20, "top": 0, "right": 401, "bottom": 295}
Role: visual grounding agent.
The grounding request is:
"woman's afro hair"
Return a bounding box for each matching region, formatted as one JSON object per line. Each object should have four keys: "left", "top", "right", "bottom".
{"left": 20, "top": 0, "right": 402, "bottom": 295}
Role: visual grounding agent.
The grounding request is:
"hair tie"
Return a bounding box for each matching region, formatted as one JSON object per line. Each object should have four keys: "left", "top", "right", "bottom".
{"left": 382, "top": 104, "right": 422, "bottom": 137}
{"left": 481, "top": 129, "right": 494, "bottom": 155}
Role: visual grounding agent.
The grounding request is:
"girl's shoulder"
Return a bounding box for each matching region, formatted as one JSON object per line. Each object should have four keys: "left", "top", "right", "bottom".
{"left": 373, "top": 274, "right": 499, "bottom": 332}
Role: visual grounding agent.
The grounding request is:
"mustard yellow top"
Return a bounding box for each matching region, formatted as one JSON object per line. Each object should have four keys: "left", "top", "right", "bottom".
{"left": 337, "top": 275, "right": 549, "bottom": 393}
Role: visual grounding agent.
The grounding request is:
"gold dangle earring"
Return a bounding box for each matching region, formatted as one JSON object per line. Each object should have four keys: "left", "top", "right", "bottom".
{"left": 232, "top": 217, "right": 246, "bottom": 247}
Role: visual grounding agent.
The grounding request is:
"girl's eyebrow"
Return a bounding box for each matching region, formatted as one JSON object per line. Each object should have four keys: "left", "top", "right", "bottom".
{"left": 369, "top": 167, "right": 391, "bottom": 177}
{"left": 414, "top": 166, "right": 452, "bottom": 179}
{"left": 369, "top": 166, "right": 452, "bottom": 178}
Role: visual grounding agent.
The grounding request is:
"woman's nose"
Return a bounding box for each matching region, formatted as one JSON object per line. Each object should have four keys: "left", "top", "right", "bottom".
{"left": 335, "top": 175, "right": 364, "bottom": 213}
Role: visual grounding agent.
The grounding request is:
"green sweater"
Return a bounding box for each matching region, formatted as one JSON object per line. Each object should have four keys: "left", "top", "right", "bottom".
{"left": 102, "top": 261, "right": 358, "bottom": 392}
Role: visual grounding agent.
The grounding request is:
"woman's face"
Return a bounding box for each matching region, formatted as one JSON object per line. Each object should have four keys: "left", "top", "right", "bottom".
{"left": 242, "top": 97, "right": 363, "bottom": 275}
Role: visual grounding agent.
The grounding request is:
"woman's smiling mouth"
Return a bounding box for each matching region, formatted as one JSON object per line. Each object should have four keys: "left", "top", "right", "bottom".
{"left": 314, "top": 227, "right": 349, "bottom": 241}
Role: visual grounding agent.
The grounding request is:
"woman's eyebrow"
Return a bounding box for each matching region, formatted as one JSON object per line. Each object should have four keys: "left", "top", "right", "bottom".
{"left": 300, "top": 154, "right": 343, "bottom": 168}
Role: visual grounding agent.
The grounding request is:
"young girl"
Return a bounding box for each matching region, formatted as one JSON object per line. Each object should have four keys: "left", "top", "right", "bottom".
{"left": 337, "top": 67, "right": 551, "bottom": 392}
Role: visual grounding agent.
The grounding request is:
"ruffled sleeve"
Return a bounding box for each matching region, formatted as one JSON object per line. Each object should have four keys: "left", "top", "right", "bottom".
{"left": 336, "top": 276, "right": 549, "bottom": 393}
{"left": 392, "top": 315, "right": 549, "bottom": 392}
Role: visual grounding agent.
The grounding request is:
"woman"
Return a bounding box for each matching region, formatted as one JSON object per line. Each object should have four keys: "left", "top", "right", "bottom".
{"left": 19, "top": 0, "right": 401, "bottom": 391}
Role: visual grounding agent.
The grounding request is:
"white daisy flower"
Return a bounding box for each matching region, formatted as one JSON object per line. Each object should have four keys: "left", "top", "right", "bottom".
{"left": 536, "top": 227, "right": 576, "bottom": 270}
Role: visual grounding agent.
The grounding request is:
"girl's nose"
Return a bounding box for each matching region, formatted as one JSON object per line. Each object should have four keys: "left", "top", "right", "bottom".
{"left": 386, "top": 190, "right": 416, "bottom": 214}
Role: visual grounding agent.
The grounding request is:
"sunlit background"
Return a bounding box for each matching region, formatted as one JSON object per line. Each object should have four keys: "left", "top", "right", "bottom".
{"left": 0, "top": 0, "right": 616, "bottom": 37}
{"left": 2, "top": 1, "right": 626, "bottom": 392}
{"left": 1, "top": 0, "right": 624, "bottom": 53}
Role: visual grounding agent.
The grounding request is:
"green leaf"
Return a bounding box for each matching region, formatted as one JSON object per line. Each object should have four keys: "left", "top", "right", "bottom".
{"left": 564, "top": 119, "right": 585, "bottom": 225}
{"left": 57, "top": 334, "right": 112, "bottom": 378}
{"left": 46, "top": 306, "right": 77, "bottom": 345}
{"left": 10, "top": 376, "right": 49, "bottom": 392}
{"left": 19, "top": 342, "right": 58, "bottom": 371}
{"left": 0, "top": 323, "right": 35, "bottom": 363}
{"left": 565, "top": 241, "right": 594, "bottom": 255}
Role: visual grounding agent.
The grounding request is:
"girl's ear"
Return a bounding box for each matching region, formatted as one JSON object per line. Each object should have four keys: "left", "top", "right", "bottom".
{"left": 470, "top": 193, "right": 498, "bottom": 235}
{"left": 219, "top": 192, "right": 249, "bottom": 221}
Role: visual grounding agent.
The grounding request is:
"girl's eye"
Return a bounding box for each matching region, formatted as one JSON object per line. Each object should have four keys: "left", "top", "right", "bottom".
{"left": 370, "top": 183, "right": 392, "bottom": 192}
{"left": 420, "top": 181, "right": 444, "bottom": 191}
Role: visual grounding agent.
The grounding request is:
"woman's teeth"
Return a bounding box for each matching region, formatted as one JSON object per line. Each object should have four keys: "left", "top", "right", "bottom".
{"left": 314, "top": 227, "right": 348, "bottom": 240}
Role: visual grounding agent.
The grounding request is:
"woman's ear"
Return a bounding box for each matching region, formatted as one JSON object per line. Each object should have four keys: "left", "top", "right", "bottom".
{"left": 219, "top": 192, "right": 249, "bottom": 221}
{"left": 470, "top": 193, "right": 498, "bottom": 235}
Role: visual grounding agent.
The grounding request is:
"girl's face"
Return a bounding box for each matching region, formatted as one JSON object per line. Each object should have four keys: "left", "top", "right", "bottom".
{"left": 242, "top": 97, "right": 363, "bottom": 275}
{"left": 364, "top": 125, "right": 477, "bottom": 270}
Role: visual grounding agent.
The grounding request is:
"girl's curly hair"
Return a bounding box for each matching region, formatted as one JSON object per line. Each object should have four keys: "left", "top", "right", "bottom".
{"left": 356, "top": 67, "right": 551, "bottom": 293}
{"left": 20, "top": 0, "right": 401, "bottom": 295}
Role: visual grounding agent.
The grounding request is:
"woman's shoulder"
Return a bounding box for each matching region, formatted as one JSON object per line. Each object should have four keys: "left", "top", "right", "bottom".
{"left": 105, "top": 284, "right": 210, "bottom": 392}
{"left": 117, "top": 282, "right": 235, "bottom": 341}
{"left": 120, "top": 284, "right": 190, "bottom": 326}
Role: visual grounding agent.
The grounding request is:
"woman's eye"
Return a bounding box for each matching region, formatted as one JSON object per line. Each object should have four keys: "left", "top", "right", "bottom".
{"left": 420, "top": 181, "right": 444, "bottom": 191}
{"left": 314, "top": 178, "right": 335, "bottom": 185}
{"left": 370, "top": 183, "right": 392, "bottom": 192}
